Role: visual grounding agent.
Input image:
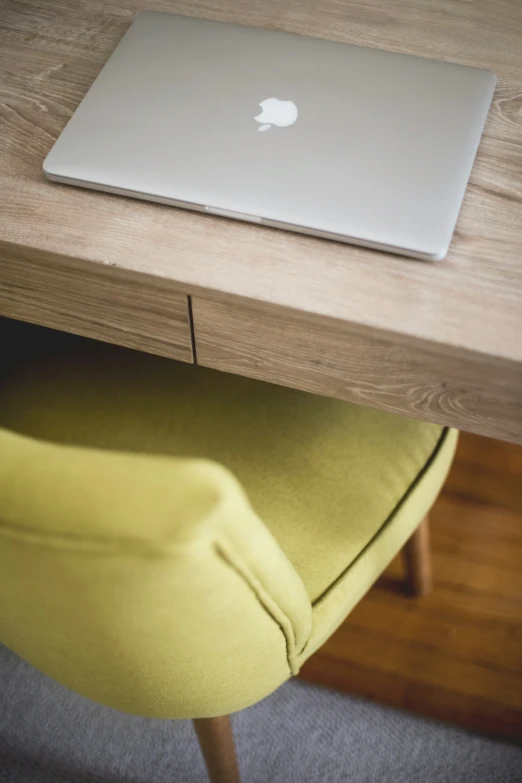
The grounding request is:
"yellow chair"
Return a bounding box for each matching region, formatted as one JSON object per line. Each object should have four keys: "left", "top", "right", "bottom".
{"left": 0, "top": 317, "right": 457, "bottom": 783}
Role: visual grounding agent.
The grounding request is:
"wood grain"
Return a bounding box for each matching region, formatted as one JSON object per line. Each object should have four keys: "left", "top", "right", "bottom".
{"left": 193, "top": 717, "right": 241, "bottom": 783}
{"left": 0, "top": 0, "right": 521, "bottom": 435}
{"left": 444, "top": 432, "right": 522, "bottom": 514}
{"left": 0, "top": 242, "right": 193, "bottom": 361}
{"left": 300, "top": 433, "right": 522, "bottom": 739}
{"left": 403, "top": 516, "right": 433, "bottom": 597}
{"left": 192, "top": 296, "right": 522, "bottom": 443}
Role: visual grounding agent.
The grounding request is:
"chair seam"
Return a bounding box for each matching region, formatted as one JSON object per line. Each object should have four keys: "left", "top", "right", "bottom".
{"left": 0, "top": 517, "right": 303, "bottom": 672}
{"left": 214, "top": 537, "right": 300, "bottom": 676}
{"left": 0, "top": 522, "right": 206, "bottom": 554}
{"left": 311, "top": 426, "right": 451, "bottom": 609}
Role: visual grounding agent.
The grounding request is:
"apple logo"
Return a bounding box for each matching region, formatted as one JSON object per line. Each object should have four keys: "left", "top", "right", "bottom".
{"left": 255, "top": 97, "right": 298, "bottom": 132}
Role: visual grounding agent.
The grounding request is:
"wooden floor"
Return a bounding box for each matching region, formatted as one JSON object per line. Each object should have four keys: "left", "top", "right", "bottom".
{"left": 299, "top": 433, "right": 522, "bottom": 740}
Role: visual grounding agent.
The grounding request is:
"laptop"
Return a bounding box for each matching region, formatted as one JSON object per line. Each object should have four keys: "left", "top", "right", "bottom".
{"left": 43, "top": 11, "right": 496, "bottom": 261}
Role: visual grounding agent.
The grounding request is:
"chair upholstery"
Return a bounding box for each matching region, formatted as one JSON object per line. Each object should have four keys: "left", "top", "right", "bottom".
{"left": 0, "top": 318, "right": 457, "bottom": 719}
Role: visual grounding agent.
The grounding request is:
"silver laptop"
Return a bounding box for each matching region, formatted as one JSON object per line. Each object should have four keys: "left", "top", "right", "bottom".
{"left": 43, "top": 11, "right": 496, "bottom": 261}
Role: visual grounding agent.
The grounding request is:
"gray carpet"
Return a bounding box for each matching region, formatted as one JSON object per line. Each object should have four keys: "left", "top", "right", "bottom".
{"left": 0, "top": 644, "right": 520, "bottom": 783}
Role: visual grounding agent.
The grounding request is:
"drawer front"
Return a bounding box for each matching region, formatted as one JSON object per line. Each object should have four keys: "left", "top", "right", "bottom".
{"left": 192, "top": 296, "right": 522, "bottom": 444}
{"left": 0, "top": 244, "right": 193, "bottom": 362}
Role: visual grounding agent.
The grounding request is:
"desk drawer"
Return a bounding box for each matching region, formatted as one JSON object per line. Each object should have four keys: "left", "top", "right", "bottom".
{"left": 192, "top": 296, "right": 522, "bottom": 443}
{"left": 0, "top": 244, "right": 193, "bottom": 362}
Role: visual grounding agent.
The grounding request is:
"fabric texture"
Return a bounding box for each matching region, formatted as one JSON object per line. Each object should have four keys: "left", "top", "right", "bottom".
{"left": 0, "top": 318, "right": 457, "bottom": 719}
{"left": 2, "top": 643, "right": 521, "bottom": 783}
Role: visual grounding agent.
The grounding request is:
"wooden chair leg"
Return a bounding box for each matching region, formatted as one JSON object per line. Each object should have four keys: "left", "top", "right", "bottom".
{"left": 193, "top": 716, "right": 241, "bottom": 783}
{"left": 403, "top": 514, "right": 433, "bottom": 597}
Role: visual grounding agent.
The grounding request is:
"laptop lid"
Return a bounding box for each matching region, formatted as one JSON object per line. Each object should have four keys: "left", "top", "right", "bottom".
{"left": 43, "top": 11, "right": 496, "bottom": 261}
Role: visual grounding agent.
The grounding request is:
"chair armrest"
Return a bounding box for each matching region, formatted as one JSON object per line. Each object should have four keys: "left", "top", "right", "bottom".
{"left": 0, "top": 428, "right": 312, "bottom": 718}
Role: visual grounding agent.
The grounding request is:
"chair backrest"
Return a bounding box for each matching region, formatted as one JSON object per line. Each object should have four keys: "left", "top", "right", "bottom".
{"left": 0, "top": 427, "right": 311, "bottom": 719}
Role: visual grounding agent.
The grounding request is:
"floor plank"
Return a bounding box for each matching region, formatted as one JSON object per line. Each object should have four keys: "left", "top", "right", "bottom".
{"left": 299, "top": 433, "right": 522, "bottom": 739}
{"left": 443, "top": 433, "right": 522, "bottom": 514}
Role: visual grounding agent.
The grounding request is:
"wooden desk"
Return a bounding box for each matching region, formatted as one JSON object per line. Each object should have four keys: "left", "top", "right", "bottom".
{"left": 1, "top": 1, "right": 521, "bottom": 442}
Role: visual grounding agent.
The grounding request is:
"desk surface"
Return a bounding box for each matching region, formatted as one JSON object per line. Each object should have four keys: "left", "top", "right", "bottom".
{"left": 1, "top": 0, "right": 521, "bottom": 439}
